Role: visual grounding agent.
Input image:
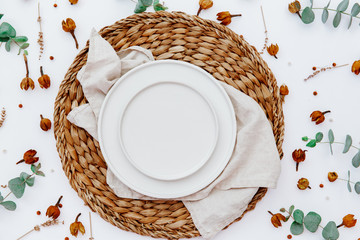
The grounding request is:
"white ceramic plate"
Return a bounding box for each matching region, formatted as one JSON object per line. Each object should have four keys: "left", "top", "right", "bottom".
{"left": 98, "top": 60, "right": 236, "bottom": 198}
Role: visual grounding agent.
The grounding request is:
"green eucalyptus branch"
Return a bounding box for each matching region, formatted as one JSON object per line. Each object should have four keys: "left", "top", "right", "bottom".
{"left": 0, "top": 14, "right": 29, "bottom": 55}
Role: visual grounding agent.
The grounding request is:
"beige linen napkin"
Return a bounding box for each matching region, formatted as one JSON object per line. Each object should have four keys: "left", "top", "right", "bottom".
{"left": 67, "top": 29, "right": 281, "bottom": 239}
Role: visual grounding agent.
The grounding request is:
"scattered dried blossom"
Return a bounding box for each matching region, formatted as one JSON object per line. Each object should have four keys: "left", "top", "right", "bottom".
{"left": 216, "top": 11, "right": 242, "bottom": 25}
{"left": 40, "top": 115, "right": 52, "bottom": 131}
{"left": 37, "top": 3, "right": 44, "bottom": 60}
{"left": 267, "top": 43, "right": 279, "bottom": 59}
{"left": 297, "top": 177, "right": 311, "bottom": 190}
{"left": 310, "top": 110, "right": 330, "bottom": 125}
{"left": 328, "top": 172, "right": 338, "bottom": 182}
{"left": 197, "top": 0, "right": 213, "bottom": 16}
{"left": 62, "top": 18, "right": 79, "bottom": 49}
{"left": 16, "top": 149, "right": 39, "bottom": 165}
{"left": 70, "top": 213, "right": 85, "bottom": 237}
{"left": 288, "top": 1, "right": 301, "bottom": 18}
{"left": 0, "top": 108, "right": 6, "bottom": 128}
{"left": 292, "top": 149, "right": 306, "bottom": 171}
{"left": 20, "top": 54, "right": 35, "bottom": 91}
{"left": 46, "top": 196, "right": 63, "bottom": 219}
{"left": 38, "top": 66, "right": 51, "bottom": 89}
{"left": 268, "top": 211, "right": 286, "bottom": 228}
{"left": 338, "top": 214, "right": 357, "bottom": 228}
{"left": 351, "top": 60, "right": 360, "bottom": 75}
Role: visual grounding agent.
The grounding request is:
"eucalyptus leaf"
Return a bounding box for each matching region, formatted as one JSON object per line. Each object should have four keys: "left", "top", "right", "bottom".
{"left": 348, "top": 16, "right": 353, "bottom": 29}
{"left": 289, "top": 205, "right": 295, "bottom": 215}
{"left": 36, "top": 170, "right": 45, "bottom": 177}
{"left": 290, "top": 221, "right": 304, "bottom": 235}
{"left": 328, "top": 129, "right": 334, "bottom": 155}
{"left": 20, "top": 43, "right": 29, "bottom": 49}
{"left": 347, "top": 170, "right": 352, "bottom": 192}
{"left": 134, "top": 2, "right": 147, "bottom": 13}
{"left": 5, "top": 39, "right": 11, "bottom": 52}
{"left": 302, "top": 136, "right": 309, "bottom": 141}
{"left": 310, "top": 0, "right": 313, "bottom": 8}
{"left": 322, "top": 8, "right": 329, "bottom": 23}
{"left": 293, "top": 209, "right": 304, "bottom": 224}
{"left": 302, "top": 7, "right": 315, "bottom": 24}
{"left": 354, "top": 182, "right": 360, "bottom": 194}
{"left": 0, "top": 22, "right": 16, "bottom": 38}
{"left": 337, "top": 0, "right": 349, "bottom": 12}
{"left": 322, "top": 221, "right": 340, "bottom": 240}
{"left": 316, "top": 132, "right": 324, "bottom": 142}
{"left": 306, "top": 139, "right": 317, "bottom": 148}
{"left": 140, "top": 0, "right": 153, "bottom": 7}
{"left": 153, "top": 0, "right": 168, "bottom": 11}
{"left": 0, "top": 14, "right": 3, "bottom": 20}
{"left": 0, "top": 37, "right": 9, "bottom": 42}
{"left": 0, "top": 201, "right": 16, "bottom": 211}
{"left": 304, "top": 211, "right": 322, "bottom": 233}
{"left": 333, "top": 11, "right": 342, "bottom": 28}
{"left": 25, "top": 177, "right": 35, "bottom": 187}
{"left": 13, "top": 36, "right": 28, "bottom": 43}
{"left": 8, "top": 177, "right": 25, "bottom": 199}
{"left": 351, "top": 3, "right": 360, "bottom": 16}
{"left": 0, "top": 192, "right": 3, "bottom": 202}
{"left": 343, "top": 135, "right": 352, "bottom": 153}
{"left": 352, "top": 151, "right": 360, "bottom": 167}
{"left": 23, "top": 50, "right": 28, "bottom": 56}
{"left": 326, "top": 0, "right": 331, "bottom": 8}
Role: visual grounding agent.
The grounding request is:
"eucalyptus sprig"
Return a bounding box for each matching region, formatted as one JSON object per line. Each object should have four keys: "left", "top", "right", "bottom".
{"left": 0, "top": 163, "right": 45, "bottom": 211}
{"left": 328, "top": 170, "right": 360, "bottom": 194}
{"left": 290, "top": 0, "right": 360, "bottom": 29}
{"left": 0, "top": 14, "right": 29, "bottom": 55}
{"left": 132, "top": 0, "right": 168, "bottom": 13}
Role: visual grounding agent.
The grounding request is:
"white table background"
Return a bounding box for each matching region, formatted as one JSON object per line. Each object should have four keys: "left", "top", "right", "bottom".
{"left": 1, "top": 0, "right": 360, "bottom": 239}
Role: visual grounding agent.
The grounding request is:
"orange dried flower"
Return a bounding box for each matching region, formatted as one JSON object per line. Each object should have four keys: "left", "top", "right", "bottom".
{"left": 40, "top": 115, "right": 52, "bottom": 131}
{"left": 38, "top": 66, "right": 51, "bottom": 89}
{"left": 352, "top": 60, "right": 360, "bottom": 75}
{"left": 267, "top": 44, "right": 279, "bottom": 59}
{"left": 62, "top": 18, "right": 79, "bottom": 49}
{"left": 197, "top": 0, "right": 213, "bottom": 16}
{"left": 216, "top": 11, "right": 242, "bottom": 25}
{"left": 297, "top": 178, "right": 311, "bottom": 190}
{"left": 310, "top": 110, "right": 330, "bottom": 125}
{"left": 70, "top": 213, "right": 86, "bottom": 237}
{"left": 288, "top": 1, "right": 301, "bottom": 17}
{"left": 269, "top": 212, "right": 286, "bottom": 228}
{"left": 339, "top": 214, "right": 357, "bottom": 228}
{"left": 17, "top": 149, "right": 39, "bottom": 165}
{"left": 69, "top": 0, "right": 78, "bottom": 4}
{"left": 292, "top": 149, "right": 306, "bottom": 171}
{"left": 46, "top": 196, "right": 63, "bottom": 219}
{"left": 20, "top": 54, "right": 35, "bottom": 91}
{"left": 280, "top": 84, "right": 289, "bottom": 96}
{"left": 328, "top": 172, "right": 338, "bottom": 182}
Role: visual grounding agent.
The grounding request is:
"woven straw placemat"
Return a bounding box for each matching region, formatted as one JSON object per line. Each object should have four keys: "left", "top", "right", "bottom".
{"left": 54, "top": 11, "right": 284, "bottom": 239}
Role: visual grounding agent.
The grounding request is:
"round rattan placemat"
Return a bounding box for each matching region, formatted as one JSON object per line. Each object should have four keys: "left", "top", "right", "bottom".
{"left": 54, "top": 11, "right": 284, "bottom": 239}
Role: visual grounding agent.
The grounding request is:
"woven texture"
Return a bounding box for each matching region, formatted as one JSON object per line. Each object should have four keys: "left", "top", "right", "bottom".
{"left": 54, "top": 11, "right": 284, "bottom": 239}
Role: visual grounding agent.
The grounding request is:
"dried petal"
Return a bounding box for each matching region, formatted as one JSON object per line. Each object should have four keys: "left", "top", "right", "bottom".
{"left": 328, "top": 172, "right": 338, "bottom": 182}
{"left": 351, "top": 60, "right": 360, "bottom": 75}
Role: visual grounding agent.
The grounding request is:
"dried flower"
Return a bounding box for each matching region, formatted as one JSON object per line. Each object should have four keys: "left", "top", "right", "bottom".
{"left": 20, "top": 54, "right": 35, "bottom": 91}
{"left": 40, "top": 115, "right": 52, "bottom": 131}
{"left": 0, "top": 108, "right": 6, "bottom": 128}
{"left": 70, "top": 213, "right": 85, "bottom": 237}
{"left": 69, "top": 0, "right": 78, "bottom": 4}
{"left": 328, "top": 172, "right": 338, "bottom": 182}
{"left": 267, "top": 44, "right": 279, "bottom": 59}
{"left": 338, "top": 214, "right": 357, "bottom": 228}
{"left": 216, "top": 11, "right": 242, "bottom": 25}
{"left": 38, "top": 66, "right": 51, "bottom": 89}
{"left": 310, "top": 110, "right": 330, "bottom": 125}
{"left": 268, "top": 211, "right": 286, "bottom": 228}
{"left": 197, "top": 0, "right": 213, "bottom": 16}
{"left": 62, "top": 18, "right": 79, "bottom": 49}
{"left": 280, "top": 84, "right": 289, "bottom": 96}
{"left": 46, "top": 196, "right": 63, "bottom": 219}
{"left": 17, "top": 149, "right": 39, "bottom": 165}
{"left": 351, "top": 60, "right": 360, "bottom": 75}
{"left": 297, "top": 178, "right": 311, "bottom": 190}
{"left": 288, "top": 1, "right": 301, "bottom": 18}
{"left": 292, "top": 149, "right": 306, "bottom": 171}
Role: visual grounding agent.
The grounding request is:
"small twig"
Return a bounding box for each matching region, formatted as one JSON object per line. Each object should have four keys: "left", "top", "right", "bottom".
{"left": 17, "top": 219, "right": 64, "bottom": 240}
{"left": 304, "top": 64, "right": 349, "bottom": 81}
{"left": 89, "top": 212, "right": 94, "bottom": 240}
{"left": 260, "top": 6, "right": 269, "bottom": 54}
{"left": 37, "top": 2, "right": 44, "bottom": 60}
{"left": 0, "top": 108, "right": 6, "bottom": 128}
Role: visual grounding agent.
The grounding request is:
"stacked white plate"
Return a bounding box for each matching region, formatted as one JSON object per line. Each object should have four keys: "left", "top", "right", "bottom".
{"left": 98, "top": 60, "right": 236, "bottom": 199}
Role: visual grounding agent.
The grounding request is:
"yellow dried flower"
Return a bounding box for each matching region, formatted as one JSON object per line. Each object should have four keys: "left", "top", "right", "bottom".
{"left": 197, "top": 0, "right": 213, "bottom": 16}
{"left": 267, "top": 44, "right": 279, "bottom": 59}
{"left": 351, "top": 60, "right": 360, "bottom": 75}
{"left": 70, "top": 213, "right": 85, "bottom": 237}
{"left": 297, "top": 178, "right": 311, "bottom": 190}
{"left": 62, "top": 18, "right": 79, "bottom": 49}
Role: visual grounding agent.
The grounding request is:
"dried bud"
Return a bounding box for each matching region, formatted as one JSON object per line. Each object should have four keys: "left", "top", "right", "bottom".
{"left": 20, "top": 77, "right": 35, "bottom": 91}
{"left": 297, "top": 178, "right": 311, "bottom": 190}
{"left": 269, "top": 212, "right": 286, "bottom": 228}
{"left": 351, "top": 60, "right": 360, "bottom": 75}
{"left": 69, "top": 0, "right": 79, "bottom": 4}
{"left": 38, "top": 66, "right": 51, "bottom": 89}
{"left": 267, "top": 44, "right": 279, "bottom": 59}
{"left": 216, "top": 11, "right": 242, "bottom": 26}
{"left": 70, "top": 213, "right": 86, "bottom": 237}
{"left": 328, "top": 172, "right": 338, "bottom": 182}
{"left": 288, "top": 1, "right": 301, "bottom": 16}
{"left": 310, "top": 110, "right": 330, "bottom": 125}
{"left": 46, "top": 196, "right": 63, "bottom": 219}
{"left": 197, "top": 0, "right": 213, "bottom": 16}
{"left": 280, "top": 84, "right": 289, "bottom": 96}
{"left": 17, "top": 149, "right": 39, "bottom": 165}
{"left": 292, "top": 149, "right": 306, "bottom": 171}
{"left": 40, "top": 114, "right": 52, "bottom": 131}
{"left": 62, "top": 18, "right": 79, "bottom": 49}
{"left": 340, "top": 214, "right": 357, "bottom": 228}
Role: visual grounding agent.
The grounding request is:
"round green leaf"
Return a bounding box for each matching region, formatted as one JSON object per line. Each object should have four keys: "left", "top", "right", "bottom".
{"left": 351, "top": 3, "right": 360, "bottom": 16}
{"left": 322, "top": 221, "right": 339, "bottom": 240}
{"left": 306, "top": 139, "right": 317, "bottom": 148}
{"left": 8, "top": 177, "right": 25, "bottom": 199}
{"left": 352, "top": 151, "right": 360, "bottom": 168}
{"left": 302, "top": 7, "right": 315, "bottom": 24}
{"left": 304, "top": 212, "right": 322, "bottom": 233}
{"left": 322, "top": 9, "right": 329, "bottom": 23}
{"left": 290, "top": 221, "right": 304, "bottom": 235}
{"left": 354, "top": 182, "right": 360, "bottom": 194}
{"left": 293, "top": 209, "right": 304, "bottom": 224}
{"left": 316, "top": 132, "right": 324, "bottom": 142}
{"left": 343, "top": 135, "right": 352, "bottom": 153}
{"left": 13, "top": 36, "right": 28, "bottom": 43}
{"left": 337, "top": 0, "right": 349, "bottom": 12}
{"left": 0, "top": 201, "right": 16, "bottom": 211}
{"left": 0, "top": 22, "right": 16, "bottom": 38}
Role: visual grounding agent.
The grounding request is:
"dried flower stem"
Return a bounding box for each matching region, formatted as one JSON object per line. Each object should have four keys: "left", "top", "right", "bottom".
{"left": 37, "top": 2, "right": 44, "bottom": 60}
{"left": 23, "top": 54, "right": 29, "bottom": 78}
{"left": 0, "top": 108, "right": 6, "bottom": 128}
{"left": 304, "top": 63, "right": 349, "bottom": 81}
{"left": 17, "top": 219, "right": 64, "bottom": 240}
{"left": 70, "top": 31, "right": 79, "bottom": 49}
{"left": 89, "top": 212, "right": 94, "bottom": 240}
{"left": 260, "top": 6, "right": 269, "bottom": 54}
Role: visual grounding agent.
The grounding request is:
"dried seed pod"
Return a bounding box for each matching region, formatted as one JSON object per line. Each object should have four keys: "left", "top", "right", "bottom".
{"left": 197, "top": 0, "right": 213, "bottom": 16}
{"left": 20, "top": 54, "right": 35, "bottom": 91}
{"left": 310, "top": 110, "right": 330, "bottom": 125}
{"left": 267, "top": 44, "right": 279, "bottom": 59}
{"left": 46, "top": 196, "right": 63, "bottom": 219}
{"left": 216, "top": 11, "right": 242, "bottom": 26}
{"left": 17, "top": 149, "right": 39, "bottom": 165}
{"left": 268, "top": 211, "right": 286, "bottom": 228}
{"left": 292, "top": 149, "right": 306, "bottom": 171}
{"left": 62, "top": 18, "right": 79, "bottom": 49}
{"left": 40, "top": 115, "right": 52, "bottom": 131}
{"left": 38, "top": 66, "right": 51, "bottom": 89}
